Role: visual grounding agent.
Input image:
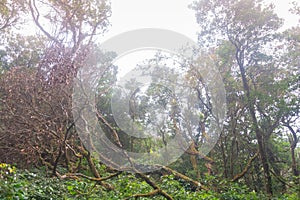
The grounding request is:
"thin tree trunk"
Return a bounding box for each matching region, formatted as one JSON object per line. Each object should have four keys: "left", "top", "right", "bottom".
{"left": 236, "top": 49, "right": 273, "bottom": 195}
{"left": 285, "top": 124, "right": 299, "bottom": 177}
{"left": 189, "top": 142, "right": 200, "bottom": 179}
{"left": 220, "top": 135, "right": 228, "bottom": 178}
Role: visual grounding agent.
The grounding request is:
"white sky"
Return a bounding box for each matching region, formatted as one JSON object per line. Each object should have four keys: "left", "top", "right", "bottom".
{"left": 102, "top": 0, "right": 299, "bottom": 42}
{"left": 102, "top": 0, "right": 197, "bottom": 41}
{"left": 102, "top": 0, "right": 299, "bottom": 78}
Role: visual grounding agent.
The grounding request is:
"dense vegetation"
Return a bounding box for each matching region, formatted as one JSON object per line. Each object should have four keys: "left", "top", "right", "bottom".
{"left": 0, "top": 0, "right": 299, "bottom": 199}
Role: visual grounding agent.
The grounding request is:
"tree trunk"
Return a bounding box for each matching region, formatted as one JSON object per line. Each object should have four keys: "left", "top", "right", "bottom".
{"left": 285, "top": 124, "right": 299, "bottom": 177}
{"left": 291, "top": 149, "right": 299, "bottom": 177}
{"left": 237, "top": 50, "right": 273, "bottom": 195}
{"left": 220, "top": 135, "right": 228, "bottom": 178}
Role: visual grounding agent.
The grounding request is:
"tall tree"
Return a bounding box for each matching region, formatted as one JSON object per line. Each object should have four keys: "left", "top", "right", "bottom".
{"left": 191, "top": 0, "right": 285, "bottom": 195}
{"left": 280, "top": 3, "right": 300, "bottom": 179}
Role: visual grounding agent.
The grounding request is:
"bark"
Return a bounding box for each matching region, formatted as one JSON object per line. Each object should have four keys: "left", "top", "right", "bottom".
{"left": 232, "top": 150, "right": 259, "bottom": 182}
{"left": 189, "top": 141, "right": 200, "bottom": 178}
{"left": 220, "top": 135, "right": 229, "bottom": 178}
{"left": 235, "top": 46, "right": 273, "bottom": 195}
{"left": 162, "top": 166, "right": 209, "bottom": 191}
{"left": 136, "top": 173, "right": 174, "bottom": 200}
{"left": 285, "top": 124, "right": 299, "bottom": 177}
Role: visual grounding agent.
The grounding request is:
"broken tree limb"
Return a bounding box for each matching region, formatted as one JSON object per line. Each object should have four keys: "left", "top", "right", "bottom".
{"left": 231, "top": 150, "right": 259, "bottom": 182}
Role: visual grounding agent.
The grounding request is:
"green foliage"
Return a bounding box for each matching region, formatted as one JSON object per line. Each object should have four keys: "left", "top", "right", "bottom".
{"left": 1, "top": 163, "right": 299, "bottom": 200}
{"left": 0, "top": 34, "right": 47, "bottom": 70}
{"left": 0, "top": 164, "right": 105, "bottom": 200}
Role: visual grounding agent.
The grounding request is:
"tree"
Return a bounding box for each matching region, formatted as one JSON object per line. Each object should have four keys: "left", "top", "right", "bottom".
{"left": 0, "top": 34, "right": 47, "bottom": 72}
{"left": 0, "top": 0, "right": 25, "bottom": 31}
{"left": 28, "top": 0, "right": 111, "bottom": 51}
{"left": 0, "top": 0, "right": 112, "bottom": 176}
{"left": 280, "top": 7, "right": 300, "bottom": 180}
{"left": 0, "top": 1, "right": 28, "bottom": 72}
{"left": 191, "top": 0, "right": 291, "bottom": 195}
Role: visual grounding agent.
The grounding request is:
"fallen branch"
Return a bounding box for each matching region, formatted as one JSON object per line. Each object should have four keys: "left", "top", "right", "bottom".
{"left": 161, "top": 166, "right": 209, "bottom": 191}
{"left": 231, "top": 150, "right": 259, "bottom": 182}
{"left": 124, "top": 189, "right": 160, "bottom": 200}
{"left": 136, "top": 173, "right": 174, "bottom": 200}
{"left": 59, "top": 171, "right": 120, "bottom": 190}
